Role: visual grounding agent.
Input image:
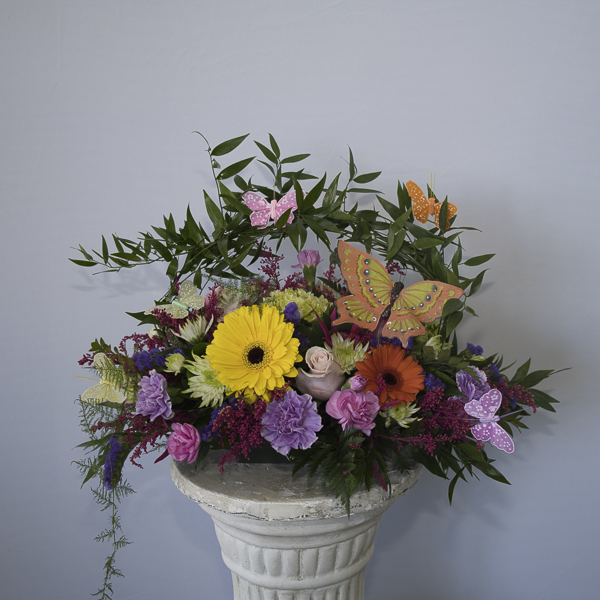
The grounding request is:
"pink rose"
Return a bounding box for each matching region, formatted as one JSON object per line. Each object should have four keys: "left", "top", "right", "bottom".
{"left": 167, "top": 423, "right": 201, "bottom": 464}
{"left": 326, "top": 389, "right": 380, "bottom": 435}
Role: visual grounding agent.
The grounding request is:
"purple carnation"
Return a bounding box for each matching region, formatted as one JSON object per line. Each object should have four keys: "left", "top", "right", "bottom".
{"left": 455, "top": 367, "right": 490, "bottom": 402}
{"left": 261, "top": 390, "right": 322, "bottom": 455}
{"left": 292, "top": 250, "right": 322, "bottom": 268}
{"left": 136, "top": 369, "right": 173, "bottom": 421}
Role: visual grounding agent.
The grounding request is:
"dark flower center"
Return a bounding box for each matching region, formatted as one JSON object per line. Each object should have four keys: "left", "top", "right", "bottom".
{"left": 382, "top": 370, "right": 401, "bottom": 387}
{"left": 247, "top": 346, "right": 265, "bottom": 364}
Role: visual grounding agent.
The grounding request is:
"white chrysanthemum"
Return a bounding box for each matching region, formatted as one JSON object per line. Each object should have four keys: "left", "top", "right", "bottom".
{"left": 325, "top": 333, "right": 369, "bottom": 375}
{"left": 383, "top": 403, "right": 421, "bottom": 428}
{"left": 176, "top": 315, "right": 212, "bottom": 344}
{"left": 164, "top": 352, "right": 185, "bottom": 375}
{"left": 184, "top": 354, "right": 228, "bottom": 407}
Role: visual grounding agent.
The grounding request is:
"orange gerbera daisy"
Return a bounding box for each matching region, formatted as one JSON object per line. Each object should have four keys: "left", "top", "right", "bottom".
{"left": 355, "top": 345, "right": 425, "bottom": 406}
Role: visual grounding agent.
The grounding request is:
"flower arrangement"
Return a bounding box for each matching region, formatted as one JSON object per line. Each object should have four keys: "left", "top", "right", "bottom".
{"left": 73, "top": 133, "right": 560, "bottom": 598}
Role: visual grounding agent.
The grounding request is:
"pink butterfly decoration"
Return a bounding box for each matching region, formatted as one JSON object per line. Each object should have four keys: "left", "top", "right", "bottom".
{"left": 242, "top": 190, "right": 298, "bottom": 229}
{"left": 464, "top": 389, "right": 515, "bottom": 453}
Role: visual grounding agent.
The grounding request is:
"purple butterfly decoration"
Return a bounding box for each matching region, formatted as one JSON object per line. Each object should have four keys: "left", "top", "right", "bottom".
{"left": 464, "top": 389, "right": 515, "bottom": 453}
{"left": 242, "top": 191, "right": 298, "bottom": 229}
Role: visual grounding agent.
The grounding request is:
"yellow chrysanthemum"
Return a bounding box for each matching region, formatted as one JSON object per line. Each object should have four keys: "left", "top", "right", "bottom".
{"left": 205, "top": 305, "right": 301, "bottom": 397}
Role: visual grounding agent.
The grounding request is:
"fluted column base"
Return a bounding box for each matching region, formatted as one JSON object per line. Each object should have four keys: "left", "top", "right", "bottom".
{"left": 171, "top": 452, "right": 420, "bottom": 600}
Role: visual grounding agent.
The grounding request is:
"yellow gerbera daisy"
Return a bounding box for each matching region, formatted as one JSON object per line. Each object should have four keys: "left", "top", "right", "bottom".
{"left": 205, "top": 305, "right": 301, "bottom": 397}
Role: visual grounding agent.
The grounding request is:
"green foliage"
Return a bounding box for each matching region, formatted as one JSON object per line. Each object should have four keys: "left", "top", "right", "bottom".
{"left": 73, "top": 399, "right": 135, "bottom": 599}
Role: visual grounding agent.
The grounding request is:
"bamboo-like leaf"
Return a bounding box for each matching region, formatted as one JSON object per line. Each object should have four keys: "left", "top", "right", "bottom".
{"left": 211, "top": 133, "right": 249, "bottom": 156}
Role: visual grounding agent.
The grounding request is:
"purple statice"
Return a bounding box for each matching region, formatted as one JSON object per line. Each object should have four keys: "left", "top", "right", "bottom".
{"left": 466, "top": 343, "right": 483, "bottom": 356}
{"left": 261, "top": 390, "right": 323, "bottom": 455}
{"left": 103, "top": 435, "right": 121, "bottom": 490}
{"left": 455, "top": 367, "right": 490, "bottom": 402}
{"left": 133, "top": 348, "right": 166, "bottom": 371}
{"left": 487, "top": 362, "right": 502, "bottom": 382}
{"left": 136, "top": 370, "right": 173, "bottom": 421}
{"left": 372, "top": 335, "right": 413, "bottom": 350}
{"left": 424, "top": 373, "right": 446, "bottom": 390}
{"left": 283, "top": 302, "right": 301, "bottom": 325}
{"left": 198, "top": 404, "right": 227, "bottom": 441}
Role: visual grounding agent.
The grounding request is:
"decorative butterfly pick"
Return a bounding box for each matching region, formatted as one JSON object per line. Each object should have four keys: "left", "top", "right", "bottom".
{"left": 406, "top": 180, "right": 458, "bottom": 229}
{"left": 144, "top": 280, "right": 204, "bottom": 319}
{"left": 333, "top": 240, "right": 464, "bottom": 346}
{"left": 242, "top": 190, "right": 298, "bottom": 229}
{"left": 80, "top": 353, "right": 128, "bottom": 405}
{"left": 464, "top": 389, "right": 515, "bottom": 453}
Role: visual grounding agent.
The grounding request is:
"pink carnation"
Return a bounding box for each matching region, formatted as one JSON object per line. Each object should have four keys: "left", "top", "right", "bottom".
{"left": 167, "top": 423, "right": 201, "bottom": 464}
{"left": 326, "top": 389, "right": 380, "bottom": 435}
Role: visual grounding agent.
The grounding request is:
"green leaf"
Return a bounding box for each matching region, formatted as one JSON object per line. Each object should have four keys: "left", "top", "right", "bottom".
{"left": 353, "top": 171, "right": 381, "bottom": 184}
{"left": 70, "top": 259, "right": 98, "bottom": 267}
{"left": 348, "top": 147, "right": 357, "bottom": 180}
{"left": 347, "top": 187, "right": 381, "bottom": 194}
{"left": 211, "top": 134, "right": 249, "bottom": 156}
{"left": 445, "top": 311, "right": 463, "bottom": 336}
{"left": 217, "top": 157, "right": 255, "bottom": 180}
{"left": 413, "top": 237, "right": 443, "bottom": 249}
{"left": 377, "top": 196, "right": 403, "bottom": 220}
{"left": 472, "top": 461, "right": 511, "bottom": 484}
{"left": 464, "top": 253, "right": 495, "bottom": 267}
{"left": 301, "top": 174, "right": 326, "bottom": 211}
{"left": 386, "top": 230, "right": 406, "bottom": 261}
{"left": 531, "top": 389, "right": 559, "bottom": 412}
{"left": 204, "top": 192, "right": 224, "bottom": 231}
{"left": 268, "top": 133, "right": 281, "bottom": 158}
{"left": 323, "top": 174, "right": 341, "bottom": 205}
{"left": 275, "top": 208, "right": 292, "bottom": 230}
{"left": 520, "top": 369, "right": 556, "bottom": 389}
{"left": 101, "top": 236, "right": 109, "bottom": 262}
{"left": 457, "top": 443, "right": 486, "bottom": 463}
{"left": 468, "top": 269, "right": 488, "bottom": 296}
{"left": 254, "top": 141, "right": 277, "bottom": 163}
{"left": 281, "top": 153, "right": 310, "bottom": 164}
{"left": 511, "top": 358, "right": 531, "bottom": 384}
{"left": 442, "top": 298, "right": 464, "bottom": 318}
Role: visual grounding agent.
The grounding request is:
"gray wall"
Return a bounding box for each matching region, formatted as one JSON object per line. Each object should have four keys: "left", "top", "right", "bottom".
{"left": 1, "top": 1, "right": 598, "bottom": 598}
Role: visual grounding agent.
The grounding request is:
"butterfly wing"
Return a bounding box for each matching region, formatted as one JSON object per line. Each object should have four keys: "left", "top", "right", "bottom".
{"left": 145, "top": 303, "right": 189, "bottom": 319}
{"left": 334, "top": 241, "right": 393, "bottom": 330}
{"left": 242, "top": 191, "right": 271, "bottom": 228}
{"left": 273, "top": 191, "right": 298, "bottom": 225}
{"left": 178, "top": 281, "right": 204, "bottom": 310}
{"left": 81, "top": 382, "right": 126, "bottom": 405}
{"left": 382, "top": 281, "right": 464, "bottom": 344}
{"left": 434, "top": 201, "right": 458, "bottom": 229}
{"left": 406, "top": 180, "right": 430, "bottom": 223}
{"left": 490, "top": 423, "right": 515, "bottom": 453}
{"left": 477, "top": 389, "right": 502, "bottom": 416}
{"left": 471, "top": 422, "right": 493, "bottom": 443}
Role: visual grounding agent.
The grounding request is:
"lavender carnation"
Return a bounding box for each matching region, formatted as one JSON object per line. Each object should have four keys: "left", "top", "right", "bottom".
{"left": 136, "top": 369, "right": 173, "bottom": 421}
{"left": 455, "top": 367, "right": 490, "bottom": 402}
{"left": 261, "top": 390, "right": 322, "bottom": 455}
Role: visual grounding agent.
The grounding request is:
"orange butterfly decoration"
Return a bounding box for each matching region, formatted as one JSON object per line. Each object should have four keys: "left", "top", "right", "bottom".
{"left": 406, "top": 180, "right": 457, "bottom": 229}
{"left": 333, "top": 241, "right": 464, "bottom": 346}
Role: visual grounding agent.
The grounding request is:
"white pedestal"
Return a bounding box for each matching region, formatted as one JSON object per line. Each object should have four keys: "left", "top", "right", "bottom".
{"left": 171, "top": 452, "right": 420, "bottom": 600}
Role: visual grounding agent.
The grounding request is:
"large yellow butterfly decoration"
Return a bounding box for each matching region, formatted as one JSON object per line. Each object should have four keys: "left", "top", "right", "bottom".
{"left": 406, "top": 180, "right": 458, "bottom": 229}
{"left": 333, "top": 241, "right": 464, "bottom": 346}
